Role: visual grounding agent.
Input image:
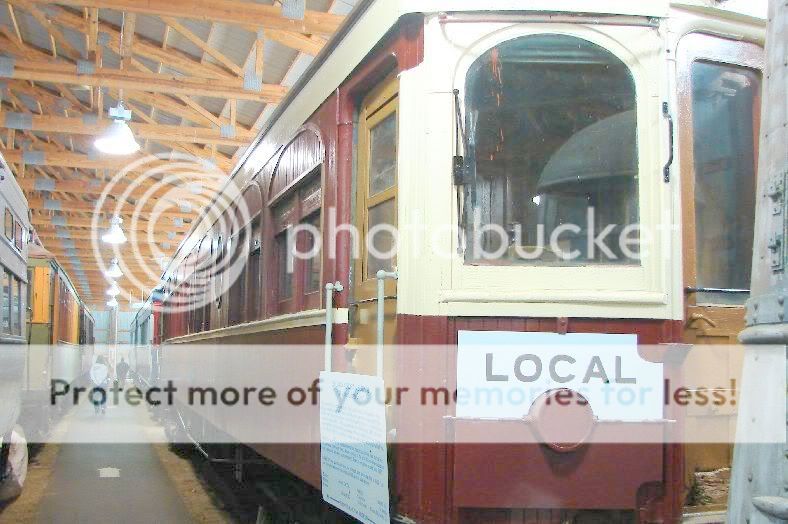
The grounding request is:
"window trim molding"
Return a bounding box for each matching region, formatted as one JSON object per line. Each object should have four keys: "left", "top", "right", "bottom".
{"left": 398, "top": 21, "right": 674, "bottom": 319}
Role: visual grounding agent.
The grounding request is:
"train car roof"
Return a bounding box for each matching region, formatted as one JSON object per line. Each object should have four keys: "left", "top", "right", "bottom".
{"left": 28, "top": 243, "right": 55, "bottom": 260}
{"left": 0, "top": 152, "right": 30, "bottom": 230}
{"left": 28, "top": 241, "right": 86, "bottom": 308}
{"left": 160, "top": 0, "right": 767, "bottom": 281}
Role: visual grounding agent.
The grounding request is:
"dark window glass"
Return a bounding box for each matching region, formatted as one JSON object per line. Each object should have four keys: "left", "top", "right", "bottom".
{"left": 14, "top": 222, "right": 22, "bottom": 251}
{"left": 13, "top": 278, "right": 21, "bottom": 336}
{"left": 304, "top": 213, "right": 322, "bottom": 294}
{"left": 1, "top": 270, "right": 9, "bottom": 333}
{"left": 246, "top": 219, "right": 262, "bottom": 320}
{"left": 369, "top": 114, "right": 398, "bottom": 196}
{"left": 228, "top": 230, "right": 246, "bottom": 325}
{"left": 366, "top": 199, "right": 397, "bottom": 277}
{"left": 277, "top": 233, "right": 293, "bottom": 300}
{"left": 464, "top": 34, "right": 639, "bottom": 265}
{"left": 4, "top": 210, "right": 12, "bottom": 241}
{"left": 691, "top": 61, "right": 760, "bottom": 305}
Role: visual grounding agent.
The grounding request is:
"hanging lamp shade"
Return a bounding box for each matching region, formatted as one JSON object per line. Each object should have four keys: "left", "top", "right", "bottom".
{"left": 94, "top": 102, "right": 140, "bottom": 155}
{"left": 102, "top": 217, "right": 127, "bottom": 245}
{"left": 106, "top": 280, "right": 120, "bottom": 297}
{"left": 106, "top": 258, "right": 123, "bottom": 279}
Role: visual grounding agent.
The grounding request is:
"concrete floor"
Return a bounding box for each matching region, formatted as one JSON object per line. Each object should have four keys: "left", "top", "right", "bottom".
{"left": 33, "top": 392, "right": 193, "bottom": 523}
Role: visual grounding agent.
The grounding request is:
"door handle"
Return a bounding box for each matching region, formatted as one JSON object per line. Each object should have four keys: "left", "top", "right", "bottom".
{"left": 662, "top": 101, "right": 674, "bottom": 183}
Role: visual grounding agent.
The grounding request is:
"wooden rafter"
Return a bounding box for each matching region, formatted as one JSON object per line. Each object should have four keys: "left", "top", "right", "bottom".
{"left": 25, "top": 0, "right": 344, "bottom": 35}
{"left": 1, "top": 148, "right": 206, "bottom": 172}
{"left": 18, "top": 179, "right": 214, "bottom": 211}
{"left": 0, "top": 112, "right": 257, "bottom": 146}
{"left": 0, "top": 0, "right": 345, "bottom": 304}
{"left": 36, "top": 227, "right": 178, "bottom": 243}
{"left": 160, "top": 16, "right": 242, "bottom": 77}
{"left": 26, "top": 196, "right": 195, "bottom": 219}
{"left": 29, "top": 214, "right": 191, "bottom": 231}
{"left": 3, "top": 58, "right": 287, "bottom": 102}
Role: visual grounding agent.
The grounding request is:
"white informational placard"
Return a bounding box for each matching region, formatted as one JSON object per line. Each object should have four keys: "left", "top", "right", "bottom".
{"left": 320, "top": 371, "right": 390, "bottom": 524}
{"left": 456, "top": 331, "right": 663, "bottom": 421}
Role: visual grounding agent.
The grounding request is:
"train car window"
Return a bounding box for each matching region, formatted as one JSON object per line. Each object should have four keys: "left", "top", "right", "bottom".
{"left": 273, "top": 197, "right": 297, "bottom": 307}
{"left": 359, "top": 95, "right": 398, "bottom": 280}
{"left": 304, "top": 212, "right": 322, "bottom": 294}
{"left": 238, "top": 183, "right": 263, "bottom": 322}
{"left": 12, "top": 277, "right": 22, "bottom": 336}
{"left": 691, "top": 61, "right": 760, "bottom": 304}
{"left": 463, "top": 34, "right": 638, "bottom": 265}
{"left": 4, "top": 209, "right": 13, "bottom": 242}
{"left": 227, "top": 227, "right": 247, "bottom": 325}
{"left": 277, "top": 231, "right": 294, "bottom": 301}
{"left": 247, "top": 217, "right": 263, "bottom": 319}
{"left": 300, "top": 177, "right": 322, "bottom": 301}
{"left": 14, "top": 221, "right": 23, "bottom": 251}
{"left": 197, "top": 235, "right": 211, "bottom": 331}
{"left": 268, "top": 128, "right": 325, "bottom": 312}
{"left": 1, "top": 270, "right": 10, "bottom": 334}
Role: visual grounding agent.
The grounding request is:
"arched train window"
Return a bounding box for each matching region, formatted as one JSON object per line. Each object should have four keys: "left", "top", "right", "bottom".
{"left": 463, "top": 34, "right": 638, "bottom": 265}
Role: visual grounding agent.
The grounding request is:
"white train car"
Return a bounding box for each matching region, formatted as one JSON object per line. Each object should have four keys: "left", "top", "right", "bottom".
{"left": 0, "top": 152, "right": 30, "bottom": 501}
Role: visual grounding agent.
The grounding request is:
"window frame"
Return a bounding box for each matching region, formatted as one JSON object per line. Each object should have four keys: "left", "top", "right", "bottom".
{"left": 354, "top": 77, "right": 399, "bottom": 301}
{"left": 266, "top": 128, "right": 325, "bottom": 315}
{"left": 13, "top": 276, "right": 22, "bottom": 336}
{"left": 461, "top": 33, "right": 640, "bottom": 268}
{"left": 677, "top": 33, "right": 764, "bottom": 307}
{"left": 13, "top": 220, "right": 23, "bottom": 251}
{"left": 245, "top": 181, "right": 264, "bottom": 322}
{"left": 1, "top": 268, "right": 10, "bottom": 335}
{"left": 417, "top": 22, "right": 671, "bottom": 317}
{"left": 4, "top": 209, "right": 13, "bottom": 243}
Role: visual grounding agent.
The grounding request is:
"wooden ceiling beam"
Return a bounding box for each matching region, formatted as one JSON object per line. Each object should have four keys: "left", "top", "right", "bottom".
{"left": 12, "top": 0, "right": 84, "bottom": 61}
{"left": 160, "top": 16, "right": 242, "bottom": 77}
{"left": 44, "top": 237, "right": 177, "bottom": 255}
{"left": 30, "top": 213, "right": 190, "bottom": 231}
{"left": 26, "top": 197, "right": 195, "bottom": 219}
{"left": 29, "top": 0, "right": 344, "bottom": 36}
{"left": 121, "top": 90, "right": 232, "bottom": 129}
{"left": 46, "top": 248, "right": 171, "bottom": 268}
{"left": 2, "top": 148, "right": 162, "bottom": 171}
{"left": 36, "top": 227, "right": 178, "bottom": 243}
{"left": 49, "top": 7, "right": 237, "bottom": 80}
{"left": 4, "top": 58, "right": 287, "bottom": 102}
{"left": 2, "top": 82, "right": 65, "bottom": 113}
{"left": 18, "top": 176, "right": 217, "bottom": 204}
{"left": 263, "top": 28, "right": 324, "bottom": 56}
{"left": 119, "top": 12, "right": 135, "bottom": 70}
{"left": 2, "top": 147, "right": 231, "bottom": 175}
{"left": 59, "top": 266, "right": 162, "bottom": 279}
{"left": 0, "top": 112, "right": 256, "bottom": 146}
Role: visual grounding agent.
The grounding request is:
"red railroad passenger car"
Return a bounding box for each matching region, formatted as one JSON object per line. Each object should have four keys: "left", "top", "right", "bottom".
{"left": 150, "top": 1, "right": 768, "bottom": 522}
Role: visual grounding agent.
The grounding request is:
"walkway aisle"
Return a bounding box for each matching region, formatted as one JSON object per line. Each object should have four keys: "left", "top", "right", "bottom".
{"left": 36, "top": 387, "right": 192, "bottom": 524}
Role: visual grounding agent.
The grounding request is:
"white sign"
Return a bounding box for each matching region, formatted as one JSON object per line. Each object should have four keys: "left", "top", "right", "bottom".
{"left": 456, "top": 331, "right": 663, "bottom": 421}
{"left": 98, "top": 467, "right": 120, "bottom": 478}
{"left": 320, "top": 371, "right": 390, "bottom": 524}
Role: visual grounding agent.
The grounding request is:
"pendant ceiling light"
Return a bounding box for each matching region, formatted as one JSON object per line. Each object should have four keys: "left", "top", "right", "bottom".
{"left": 102, "top": 216, "right": 127, "bottom": 245}
{"left": 106, "top": 297, "right": 119, "bottom": 308}
{"left": 106, "top": 258, "right": 123, "bottom": 279}
{"left": 106, "top": 280, "right": 120, "bottom": 297}
{"left": 94, "top": 102, "right": 140, "bottom": 155}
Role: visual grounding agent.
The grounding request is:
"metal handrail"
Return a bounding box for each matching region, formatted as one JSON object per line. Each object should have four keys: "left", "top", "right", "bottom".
{"left": 323, "top": 281, "right": 343, "bottom": 372}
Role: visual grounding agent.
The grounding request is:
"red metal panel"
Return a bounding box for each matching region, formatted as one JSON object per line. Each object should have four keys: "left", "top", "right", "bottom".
{"left": 394, "top": 315, "right": 684, "bottom": 524}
